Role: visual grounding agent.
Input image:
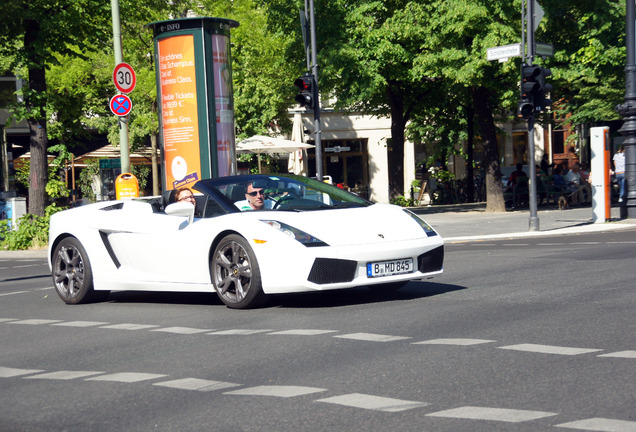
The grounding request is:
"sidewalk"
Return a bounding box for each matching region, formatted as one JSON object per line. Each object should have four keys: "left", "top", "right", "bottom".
{"left": 411, "top": 203, "right": 636, "bottom": 243}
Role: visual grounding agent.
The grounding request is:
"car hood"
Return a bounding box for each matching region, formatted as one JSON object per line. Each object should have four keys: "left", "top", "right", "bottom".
{"left": 245, "top": 203, "right": 437, "bottom": 246}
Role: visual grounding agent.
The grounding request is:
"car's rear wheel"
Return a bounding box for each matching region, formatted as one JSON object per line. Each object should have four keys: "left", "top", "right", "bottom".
{"left": 52, "top": 237, "right": 102, "bottom": 304}
{"left": 211, "top": 234, "right": 266, "bottom": 309}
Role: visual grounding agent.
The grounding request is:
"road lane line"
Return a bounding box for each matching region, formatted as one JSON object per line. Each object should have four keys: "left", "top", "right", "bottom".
{"left": 597, "top": 351, "right": 636, "bottom": 359}
{"left": 207, "top": 329, "right": 273, "bottom": 335}
{"left": 316, "top": 393, "right": 428, "bottom": 412}
{"left": 52, "top": 321, "right": 110, "bottom": 327}
{"left": 426, "top": 406, "right": 557, "bottom": 422}
{"left": 412, "top": 338, "right": 496, "bottom": 346}
{"left": 99, "top": 323, "right": 160, "bottom": 330}
{"left": 555, "top": 417, "right": 636, "bottom": 431}
{"left": 268, "top": 329, "right": 339, "bottom": 336}
{"left": 225, "top": 385, "right": 326, "bottom": 398}
{"left": 498, "top": 344, "right": 603, "bottom": 356}
{"left": 8, "top": 319, "right": 63, "bottom": 325}
{"left": 85, "top": 372, "right": 167, "bottom": 383}
{"left": 154, "top": 378, "right": 241, "bottom": 392}
{"left": 151, "top": 327, "right": 214, "bottom": 334}
{"left": 0, "top": 318, "right": 18, "bottom": 323}
{"left": 25, "top": 371, "right": 105, "bottom": 380}
{"left": 334, "top": 332, "right": 411, "bottom": 342}
{"left": 0, "top": 366, "right": 44, "bottom": 378}
{"left": 0, "top": 291, "right": 29, "bottom": 297}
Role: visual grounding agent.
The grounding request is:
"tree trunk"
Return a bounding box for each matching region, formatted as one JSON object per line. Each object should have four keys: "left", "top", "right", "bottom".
{"left": 386, "top": 85, "right": 406, "bottom": 199}
{"left": 25, "top": 21, "right": 48, "bottom": 217}
{"left": 150, "top": 133, "right": 160, "bottom": 196}
{"left": 466, "top": 104, "right": 475, "bottom": 203}
{"left": 472, "top": 86, "right": 505, "bottom": 212}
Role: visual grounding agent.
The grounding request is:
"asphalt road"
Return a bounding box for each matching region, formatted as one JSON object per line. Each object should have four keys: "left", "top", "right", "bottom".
{"left": 1, "top": 230, "right": 635, "bottom": 432}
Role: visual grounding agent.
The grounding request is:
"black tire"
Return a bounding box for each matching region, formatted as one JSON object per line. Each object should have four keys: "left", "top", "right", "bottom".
{"left": 51, "top": 237, "right": 102, "bottom": 304}
{"left": 211, "top": 234, "right": 267, "bottom": 309}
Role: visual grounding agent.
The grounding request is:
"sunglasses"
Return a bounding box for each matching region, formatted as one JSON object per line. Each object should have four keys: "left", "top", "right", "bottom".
{"left": 247, "top": 190, "right": 265, "bottom": 197}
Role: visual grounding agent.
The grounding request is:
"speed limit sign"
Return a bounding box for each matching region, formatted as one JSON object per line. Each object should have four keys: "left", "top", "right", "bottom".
{"left": 113, "top": 62, "right": 136, "bottom": 94}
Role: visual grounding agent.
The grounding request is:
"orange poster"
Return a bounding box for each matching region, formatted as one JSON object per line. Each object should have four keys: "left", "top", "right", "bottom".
{"left": 158, "top": 35, "right": 201, "bottom": 190}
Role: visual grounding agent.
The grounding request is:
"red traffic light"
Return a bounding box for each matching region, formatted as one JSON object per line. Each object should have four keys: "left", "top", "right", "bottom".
{"left": 294, "top": 75, "right": 314, "bottom": 108}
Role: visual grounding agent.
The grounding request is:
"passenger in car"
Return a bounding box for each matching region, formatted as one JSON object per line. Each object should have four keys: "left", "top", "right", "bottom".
{"left": 174, "top": 187, "right": 196, "bottom": 205}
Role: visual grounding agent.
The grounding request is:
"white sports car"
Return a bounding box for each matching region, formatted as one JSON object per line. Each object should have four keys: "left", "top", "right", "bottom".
{"left": 48, "top": 174, "right": 444, "bottom": 309}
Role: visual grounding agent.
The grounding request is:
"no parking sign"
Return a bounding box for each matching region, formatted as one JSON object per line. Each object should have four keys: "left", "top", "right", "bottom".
{"left": 110, "top": 94, "right": 132, "bottom": 116}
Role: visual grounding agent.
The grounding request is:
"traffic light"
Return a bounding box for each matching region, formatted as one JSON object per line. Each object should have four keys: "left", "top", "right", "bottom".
{"left": 534, "top": 67, "right": 552, "bottom": 111}
{"left": 294, "top": 74, "right": 315, "bottom": 109}
{"left": 517, "top": 99, "right": 535, "bottom": 119}
{"left": 518, "top": 64, "right": 543, "bottom": 119}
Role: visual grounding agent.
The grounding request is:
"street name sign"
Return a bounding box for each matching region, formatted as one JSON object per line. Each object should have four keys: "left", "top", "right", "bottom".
{"left": 113, "top": 62, "right": 136, "bottom": 94}
{"left": 535, "top": 42, "right": 554, "bottom": 58}
{"left": 110, "top": 94, "right": 132, "bottom": 116}
{"left": 487, "top": 43, "right": 522, "bottom": 62}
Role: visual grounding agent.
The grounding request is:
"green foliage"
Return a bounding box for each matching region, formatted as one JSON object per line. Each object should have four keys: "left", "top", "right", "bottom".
{"left": 390, "top": 196, "right": 416, "bottom": 207}
{"left": 77, "top": 159, "right": 100, "bottom": 203}
{"left": 131, "top": 164, "right": 150, "bottom": 194}
{"left": 0, "top": 204, "right": 63, "bottom": 250}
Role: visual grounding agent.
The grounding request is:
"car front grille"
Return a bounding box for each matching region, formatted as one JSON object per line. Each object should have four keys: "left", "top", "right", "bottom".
{"left": 417, "top": 246, "right": 444, "bottom": 274}
{"left": 307, "top": 258, "right": 357, "bottom": 285}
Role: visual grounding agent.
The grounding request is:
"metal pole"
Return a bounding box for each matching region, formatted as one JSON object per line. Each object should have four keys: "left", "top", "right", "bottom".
{"left": 308, "top": 0, "right": 323, "bottom": 181}
{"left": 617, "top": 0, "right": 636, "bottom": 219}
{"left": 111, "top": 0, "right": 130, "bottom": 174}
{"left": 526, "top": 0, "right": 539, "bottom": 231}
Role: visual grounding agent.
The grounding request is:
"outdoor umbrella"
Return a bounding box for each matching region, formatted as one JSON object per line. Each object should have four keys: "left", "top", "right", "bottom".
{"left": 236, "top": 134, "right": 314, "bottom": 173}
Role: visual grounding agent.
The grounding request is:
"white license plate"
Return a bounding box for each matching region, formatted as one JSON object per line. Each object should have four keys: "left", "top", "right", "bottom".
{"left": 367, "top": 258, "right": 414, "bottom": 278}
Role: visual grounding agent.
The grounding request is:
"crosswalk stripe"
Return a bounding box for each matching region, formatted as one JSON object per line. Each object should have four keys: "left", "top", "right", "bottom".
{"left": 0, "top": 366, "right": 44, "bottom": 378}
{"left": 597, "top": 351, "right": 636, "bottom": 359}
{"left": 151, "top": 327, "right": 213, "bottom": 334}
{"left": 334, "top": 333, "right": 411, "bottom": 342}
{"left": 555, "top": 417, "right": 636, "bottom": 431}
{"left": 225, "top": 385, "right": 327, "bottom": 398}
{"left": 52, "top": 321, "right": 109, "bottom": 327}
{"left": 268, "top": 329, "right": 338, "bottom": 336}
{"left": 154, "top": 378, "right": 241, "bottom": 391}
{"left": 413, "top": 338, "right": 496, "bottom": 346}
{"left": 498, "top": 344, "right": 603, "bottom": 356}
{"left": 85, "top": 372, "right": 167, "bottom": 383}
{"left": 316, "top": 393, "right": 428, "bottom": 412}
{"left": 8, "top": 319, "right": 63, "bottom": 325}
{"left": 25, "top": 371, "right": 105, "bottom": 380}
{"left": 208, "top": 329, "right": 273, "bottom": 335}
{"left": 426, "top": 406, "right": 557, "bottom": 422}
{"left": 98, "top": 323, "right": 160, "bottom": 330}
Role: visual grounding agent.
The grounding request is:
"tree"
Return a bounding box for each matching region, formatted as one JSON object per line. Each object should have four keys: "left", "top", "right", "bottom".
{"left": 0, "top": 1, "right": 111, "bottom": 216}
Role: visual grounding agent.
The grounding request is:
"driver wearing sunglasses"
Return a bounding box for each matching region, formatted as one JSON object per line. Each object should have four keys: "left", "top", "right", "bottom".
{"left": 235, "top": 181, "right": 275, "bottom": 211}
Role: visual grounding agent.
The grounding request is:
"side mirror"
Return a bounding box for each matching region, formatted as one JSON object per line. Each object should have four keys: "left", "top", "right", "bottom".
{"left": 165, "top": 201, "right": 195, "bottom": 225}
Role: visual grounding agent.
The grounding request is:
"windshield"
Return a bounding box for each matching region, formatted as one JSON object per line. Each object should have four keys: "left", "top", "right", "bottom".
{"left": 195, "top": 174, "right": 371, "bottom": 212}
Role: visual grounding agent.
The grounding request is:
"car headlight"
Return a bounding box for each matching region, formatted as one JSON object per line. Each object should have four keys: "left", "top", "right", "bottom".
{"left": 403, "top": 209, "right": 438, "bottom": 237}
{"left": 261, "top": 220, "right": 328, "bottom": 247}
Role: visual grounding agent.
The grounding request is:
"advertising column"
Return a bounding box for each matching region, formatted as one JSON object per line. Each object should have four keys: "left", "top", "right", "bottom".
{"left": 147, "top": 18, "right": 239, "bottom": 191}
{"left": 591, "top": 126, "right": 611, "bottom": 223}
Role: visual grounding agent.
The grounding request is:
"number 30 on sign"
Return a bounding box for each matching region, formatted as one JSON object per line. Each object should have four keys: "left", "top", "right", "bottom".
{"left": 113, "top": 62, "right": 136, "bottom": 94}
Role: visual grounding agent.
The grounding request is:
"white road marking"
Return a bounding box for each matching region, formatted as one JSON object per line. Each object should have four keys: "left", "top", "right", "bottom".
{"left": 52, "top": 321, "right": 109, "bottom": 327}
{"left": 334, "top": 332, "right": 411, "bottom": 342}
{"left": 0, "top": 366, "right": 44, "bottom": 378}
{"left": 555, "top": 417, "right": 636, "bottom": 431}
{"left": 208, "top": 329, "right": 273, "bottom": 335}
{"left": 413, "top": 338, "right": 496, "bottom": 346}
{"left": 0, "top": 318, "right": 18, "bottom": 323}
{"left": 498, "top": 344, "right": 603, "bottom": 356}
{"left": 0, "top": 291, "right": 29, "bottom": 297}
{"left": 597, "top": 351, "right": 636, "bottom": 359}
{"left": 8, "top": 319, "right": 63, "bottom": 325}
{"left": 225, "top": 385, "right": 326, "bottom": 398}
{"left": 316, "top": 393, "right": 428, "bottom": 412}
{"left": 85, "top": 372, "right": 167, "bottom": 383}
{"left": 25, "top": 371, "right": 105, "bottom": 380}
{"left": 268, "top": 329, "right": 338, "bottom": 336}
{"left": 151, "top": 327, "right": 213, "bottom": 334}
{"left": 99, "top": 323, "right": 160, "bottom": 331}
{"left": 154, "top": 378, "right": 241, "bottom": 391}
{"left": 426, "top": 406, "right": 558, "bottom": 422}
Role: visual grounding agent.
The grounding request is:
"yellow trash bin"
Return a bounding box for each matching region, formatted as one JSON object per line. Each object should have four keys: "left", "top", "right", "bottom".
{"left": 115, "top": 173, "right": 139, "bottom": 200}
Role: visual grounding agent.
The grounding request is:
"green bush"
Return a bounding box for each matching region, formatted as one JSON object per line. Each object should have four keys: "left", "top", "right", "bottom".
{"left": 0, "top": 204, "right": 65, "bottom": 251}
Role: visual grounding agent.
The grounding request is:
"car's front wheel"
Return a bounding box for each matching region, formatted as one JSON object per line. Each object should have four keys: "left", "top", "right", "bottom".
{"left": 211, "top": 234, "right": 266, "bottom": 309}
{"left": 52, "top": 237, "right": 103, "bottom": 304}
